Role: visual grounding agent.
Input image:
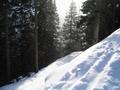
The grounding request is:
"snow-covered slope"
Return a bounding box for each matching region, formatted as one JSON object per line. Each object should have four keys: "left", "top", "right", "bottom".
{"left": 1, "top": 29, "right": 120, "bottom": 90}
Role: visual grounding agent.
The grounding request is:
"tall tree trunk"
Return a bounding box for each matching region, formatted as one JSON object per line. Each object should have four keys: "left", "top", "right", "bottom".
{"left": 93, "top": 13, "right": 100, "bottom": 43}
{"left": 6, "top": 0, "right": 11, "bottom": 81}
{"left": 34, "top": 0, "right": 39, "bottom": 71}
{"left": 93, "top": 0, "right": 101, "bottom": 43}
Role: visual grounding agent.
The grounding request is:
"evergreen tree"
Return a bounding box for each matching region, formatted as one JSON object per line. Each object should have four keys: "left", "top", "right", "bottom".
{"left": 79, "top": 0, "right": 120, "bottom": 48}
{"left": 98, "top": 0, "right": 120, "bottom": 41}
{"left": 77, "top": 16, "right": 88, "bottom": 50}
{"left": 79, "top": 0, "right": 99, "bottom": 48}
{"left": 8, "top": 0, "right": 35, "bottom": 78}
{"left": 0, "top": 0, "right": 36, "bottom": 85}
{"left": 62, "top": 1, "right": 81, "bottom": 55}
{"left": 0, "top": 0, "right": 10, "bottom": 85}
{"left": 0, "top": 0, "right": 60, "bottom": 86}
{"left": 52, "top": 0, "right": 61, "bottom": 58}
{"left": 37, "top": 0, "right": 59, "bottom": 68}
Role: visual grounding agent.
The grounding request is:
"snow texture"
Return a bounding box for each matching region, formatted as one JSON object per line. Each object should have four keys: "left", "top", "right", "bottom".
{"left": 0, "top": 29, "right": 120, "bottom": 90}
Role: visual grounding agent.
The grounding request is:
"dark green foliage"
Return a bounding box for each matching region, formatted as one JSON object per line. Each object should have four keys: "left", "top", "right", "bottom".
{"left": 79, "top": 0, "right": 99, "bottom": 48}
{"left": 62, "top": 1, "right": 83, "bottom": 55}
{"left": 37, "top": 0, "right": 59, "bottom": 68}
{"left": 0, "top": 0, "right": 8, "bottom": 86}
{"left": 78, "top": 0, "right": 120, "bottom": 49}
{"left": 0, "top": 0, "right": 60, "bottom": 86}
{"left": 98, "top": 0, "right": 120, "bottom": 41}
{"left": 5, "top": 0, "right": 35, "bottom": 82}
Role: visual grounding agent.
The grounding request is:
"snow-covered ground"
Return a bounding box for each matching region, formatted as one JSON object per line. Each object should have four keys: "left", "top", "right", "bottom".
{"left": 1, "top": 29, "right": 120, "bottom": 90}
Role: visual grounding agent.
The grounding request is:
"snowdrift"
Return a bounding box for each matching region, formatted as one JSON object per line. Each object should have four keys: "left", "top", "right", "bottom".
{"left": 1, "top": 29, "right": 120, "bottom": 90}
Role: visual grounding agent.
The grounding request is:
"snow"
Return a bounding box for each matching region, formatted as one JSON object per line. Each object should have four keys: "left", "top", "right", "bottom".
{"left": 1, "top": 29, "right": 120, "bottom": 90}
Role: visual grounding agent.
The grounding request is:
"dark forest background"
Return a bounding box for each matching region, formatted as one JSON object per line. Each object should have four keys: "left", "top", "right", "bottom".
{"left": 0, "top": 0, "right": 120, "bottom": 86}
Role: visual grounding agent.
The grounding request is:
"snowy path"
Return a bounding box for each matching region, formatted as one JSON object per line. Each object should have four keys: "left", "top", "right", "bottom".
{"left": 1, "top": 29, "right": 120, "bottom": 90}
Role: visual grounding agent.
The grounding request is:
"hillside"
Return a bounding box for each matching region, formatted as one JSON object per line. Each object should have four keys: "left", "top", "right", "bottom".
{"left": 0, "top": 29, "right": 120, "bottom": 90}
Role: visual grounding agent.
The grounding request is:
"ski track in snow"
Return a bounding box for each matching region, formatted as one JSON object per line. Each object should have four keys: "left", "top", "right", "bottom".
{"left": 1, "top": 29, "right": 120, "bottom": 90}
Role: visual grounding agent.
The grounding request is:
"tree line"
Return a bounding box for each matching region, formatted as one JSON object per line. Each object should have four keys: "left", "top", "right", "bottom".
{"left": 60, "top": 0, "right": 120, "bottom": 55}
{"left": 0, "top": 0, "right": 59, "bottom": 86}
{"left": 0, "top": 0, "right": 120, "bottom": 86}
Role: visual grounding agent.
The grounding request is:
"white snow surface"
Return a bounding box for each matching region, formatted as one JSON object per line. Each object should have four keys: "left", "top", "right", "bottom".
{"left": 1, "top": 29, "right": 120, "bottom": 90}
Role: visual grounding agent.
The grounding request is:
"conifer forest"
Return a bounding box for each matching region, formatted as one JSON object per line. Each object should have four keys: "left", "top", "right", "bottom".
{"left": 0, "top": 0, "right": 120, "bottom": 86}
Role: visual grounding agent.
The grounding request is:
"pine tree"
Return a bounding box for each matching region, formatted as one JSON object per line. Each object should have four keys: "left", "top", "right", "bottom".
{"left": 79, "top": 0, "right": 120, "bottom": 46}
{"left": 62, "top": 1, "right": 81, "bottom": 55}
{"left": 78, "top": 0, "right": 100, "bottom": 48}
{"left": 37, "top": 0, "right": 60, "bottom": 68}
{"left": 0, "top": 0, "right": 60, "bottom": 85}
{"left": 98, "top": 0, "right": 120, "bottom": 41}
{"left": 77, "top": 16, "right": 88, "bottom": 50}
{"left": 52, "top": 0, "right": 61, "bottom": 58}
{"left": 5, "top": 0, "right": 35, "bottom": 80}
{"left": 0, "top": 0, "right": 11, "bottom": 85}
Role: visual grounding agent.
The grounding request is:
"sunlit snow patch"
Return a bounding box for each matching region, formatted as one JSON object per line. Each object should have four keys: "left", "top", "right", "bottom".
{"left": 1, "top": 29, "right": 120, "bottom": 90}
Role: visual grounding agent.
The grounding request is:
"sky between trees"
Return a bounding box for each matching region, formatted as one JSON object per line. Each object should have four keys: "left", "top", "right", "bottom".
{"left": 56, "top": 0, "right": 86, "bottom": 25}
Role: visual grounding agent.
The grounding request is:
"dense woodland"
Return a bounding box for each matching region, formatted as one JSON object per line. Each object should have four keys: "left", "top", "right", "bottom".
{"left": 0, "top": 0, "right": 59, "bottom": 86}
{"left": 0, "top": 0, "right": 120, "bottom": 86}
